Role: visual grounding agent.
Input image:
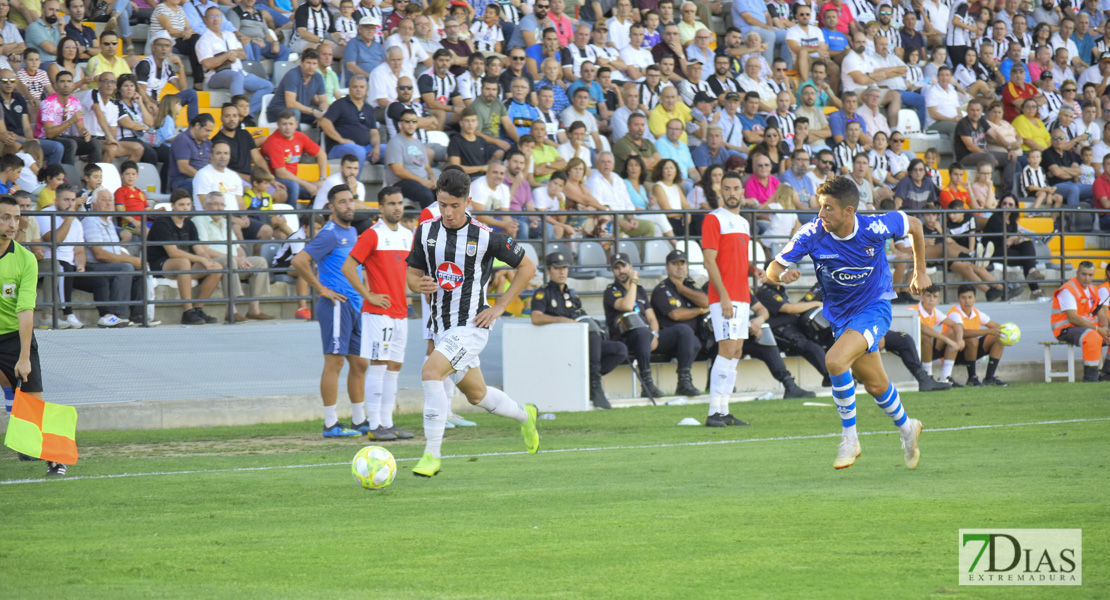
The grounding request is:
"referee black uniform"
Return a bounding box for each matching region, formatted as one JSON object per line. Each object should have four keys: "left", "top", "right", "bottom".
{"left": 531, "top": 252, "right": 627, "bottom": 409}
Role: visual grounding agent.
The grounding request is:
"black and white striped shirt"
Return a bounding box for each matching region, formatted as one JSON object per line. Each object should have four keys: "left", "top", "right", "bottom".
{"left": 418, "top": 68, "right": 459, "bottom": 104}
{"left": 293, "top": 5, "right": 333, "bottom": 45}
{"left": 976, "top": 36, "right": 1007, "bottom": 60}
{"left": 945, "top": 0, "right": 973, "bottom": 47}
{"left": 407, "top": 217, "right": 526, "bottom": 335}
{"left": 766, "top": 110, "right": 796, "bottom": 140}
{"left": 537, "top": 108, "right": 562, "bottom": 143}
{"left": 1020, "top": 164, "right": 1047, "bottom": 197}
{"left": 877, "top": 25, "right": 901, "bottom": 51}
{"left": 1040, "top": 90, "right": 1063, "bottom": 122}
{"left": 457, "top": 71, "right": 482, "bottom": 101}
{"left": 767, "top": 78, "right": 792, "bottom": 96}
{"left": 498, "top": 1, "right": 521, "bottom": 25}
{"left": 834, "top": 140, "right": 866, "bottom": 172}
{"left": 927, "top": 166, "right": 942, "bottom": 189}
{"left": 470, "top": 21, "right": 503, "bottom": 52}
{"left": 680, "top": 79, "right": 714, "bottom": 106}
{"left": 639, "top": 82, "right": 661, "bottom": 112}
{"left": 567, "top": 43, "right": 599, "bottom": 78}
{"left": 1096, "top": 35, "right": 1110, "bottom": 58}
{"left": 1046, "top": 117, "right": 1082, "bottom": 140}
{"left": 868, "top": 148, "right": 890, "bottom": 184}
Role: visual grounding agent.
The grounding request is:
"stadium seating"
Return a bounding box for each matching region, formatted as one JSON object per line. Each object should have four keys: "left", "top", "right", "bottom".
{"left": 572, "top": 241, "right": 608, "bottom": 279}
{"left": 97, "top": 163, "right": 122, "bottom": 194}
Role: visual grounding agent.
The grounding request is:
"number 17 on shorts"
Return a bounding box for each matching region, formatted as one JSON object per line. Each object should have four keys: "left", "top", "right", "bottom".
{"left": 361, "top": 313, "right": 408, "bottom": 362}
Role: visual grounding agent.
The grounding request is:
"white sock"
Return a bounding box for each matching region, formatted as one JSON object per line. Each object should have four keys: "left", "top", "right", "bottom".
{"left": 929, "top": 360, "right": 938, "bottom": 378}
{"left": 476, "top": 387, "right": 528, "bottom": 423}
{"left": 422, "top": 380, "right": 449, "bottom": 458}
{"left": 323, "top": 404, "right": 338, "bottom": 428}
{"left": 941, "top": 359, "right": 954, "bottom": 379}
{"left": 351, "top": 402, "right": 366, "bottom": 426}
{"left": 364, "top": 365, "right": 385, "bottom": 428}
{"left": 443, "top": 376, "right": 457, "bottom": 409}
{"left": 721, "top": 358, "right": 739, "bottom": 416}
{"left": 708, "top": 358, "right": 731, "bottom": 415}
{"left": 381, "top": 370, "right": 399, "bottom": 428}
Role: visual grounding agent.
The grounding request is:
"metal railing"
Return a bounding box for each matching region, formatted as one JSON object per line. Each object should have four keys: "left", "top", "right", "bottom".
{"left": 21, "top": 205, "right": 1109, "bottom": 326}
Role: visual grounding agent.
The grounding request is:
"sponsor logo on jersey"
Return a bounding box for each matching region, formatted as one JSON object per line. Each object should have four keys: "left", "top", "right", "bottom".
{"left": 2, "top": 284, "right": 15, "bottom": 298}
{"left": 435, "top": 262, "right": 465, "bottom": 290}
{"left": 867, "top": 220, "right": 890, "bottom": 236}
{"left": 830, "top": 266, "right": 873, "bottom": 286}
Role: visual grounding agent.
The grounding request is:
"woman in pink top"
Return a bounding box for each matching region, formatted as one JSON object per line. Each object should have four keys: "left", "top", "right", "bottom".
{"left": 743, "top": 152, "right": 780, "bottom": 205}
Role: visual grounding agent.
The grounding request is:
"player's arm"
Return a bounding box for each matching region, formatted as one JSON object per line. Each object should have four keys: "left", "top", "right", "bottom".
{"left": 764, "top": 259, "right": 800, "bottom": 286}
{"left": 291, "top": 250, "right": 347, "bottom": 304}
{"left": 341, "top": 256, "right": 390, "bottom": 309}
{"left": 14, "top": 256, "right": 38, "bottom": 382}
{"left": 779, "top": 299, "right": 822, "bottom": 314}
{"left": 749, "top": 301, "right": 768, "bottom": 335}
{"left": 475, "top": 254, "right": 537, "bottom": 328}
{"left": 905, "top": 215, "right": 930, "bottom": 294}
{"left": 407, "top": 266, "right": 438, "bottom": 295}
{"left": 530, "top": 308, "right": 576, "bottom": 324}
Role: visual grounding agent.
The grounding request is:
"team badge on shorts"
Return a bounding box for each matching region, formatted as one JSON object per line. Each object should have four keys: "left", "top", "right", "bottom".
{"left": 436, "top": 262, "right": 465, "bottom": 290}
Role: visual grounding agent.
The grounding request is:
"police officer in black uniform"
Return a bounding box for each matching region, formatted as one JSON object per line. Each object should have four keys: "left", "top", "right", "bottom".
{"left": 531, "top": 252, "right": 628, "bottom": 409}
{"left": 603, "top": 252, "right": 699, "bottom": 399}
{"left": 755, "top": 280, "right": 833, "bottom": 387}
{"left": 649, "top": 250, "right": 711, "bottom": 397}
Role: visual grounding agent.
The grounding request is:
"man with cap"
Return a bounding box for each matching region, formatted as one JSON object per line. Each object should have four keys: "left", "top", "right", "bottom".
{"left": 755, "top": 279, "right": 832, "bottom": 386}
{"left": 345, "top": 16, "right": 386, "bottom": 84}
{"left": 531, "top": 251, "right": 628, "bottom": 409}
{"left": 228, "top": 0, "right": 291, "bottom": 62}
{"left": 603, "top": 252, "right": 700, "bottom": 400}
{"left": 649, "top": 249, "right": 714, "bottom": 397}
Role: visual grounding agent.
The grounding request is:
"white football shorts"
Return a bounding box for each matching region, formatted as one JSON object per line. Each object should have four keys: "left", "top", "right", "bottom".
{"left": 709, "top": 301, "right": 751, "bottom": 342}
{"left": 434, "top": 325, "right": 489, "bottom": 383}
{"left": 361, "top": 313, "right": 408, "bottom": 363}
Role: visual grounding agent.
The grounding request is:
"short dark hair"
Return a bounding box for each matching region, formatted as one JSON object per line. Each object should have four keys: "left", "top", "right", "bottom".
{"left": 119, "top": 160, "right": 139, "bottom": 175}
{"left": 302, "top": 48, "right": 319, "bottom": 62}
{"left": 548, "top": 170, "right": 568, "bottom": 184}
{"left": 721, "top": 170, "right": 743, "bottom": 185}
{"left": 437, "top": 168, "right": 472, "bottom": 199}
{"left": 468, "top": 53, "right": 485, "bottom": 66}
{"left": 744, "top": 91, "right": 759, "bottom": 102}
{"left": 815, "top": 176, "right": 861, "bottom": 210}
{"left": 170, "top": 188, "right": 191, "bottom": 203}
{"left": 434, "top": 48, "right": 453, "bottom": 60}
{"left": 505, "top": 148, "right": 525, "bottom": 162}
{"left": 378, "top": 185, "right": 402, "bottom": 203}
{"left": 957, "top": 284, "right": 976, "bottom": 296}
{"left": 99, "top": 29, "right": 118, "bottom": 42}
{"left": 277, "top": 109, "right": 297, "bottom": 122}
{"left": 191, "top": 113, "right": 215, "bottom": 128}
{"left": 341, "top": 153, "right": 360, "bottom": 165}
{"left": 0, "top": 154, "right": 24, "bottom": 172}
{"left": 327, "top": 183, "right": 351, "bottom": 204}
{"left": 211, "top": 140, "right": 231, "bottom": 152}
{"left": 22, "top": 48, "right": 39, "bottom": 60}
{"left": 567, "top": 120, "right": 586, "bottom": 134}
{"left": 0, "top": 195, "right": 17, "bottom": 208}
{"left": 1078, "top": 260, "right": 1096, "bottom": 270}
{"left": 923, "top": 285, "right": 941, "bottom": 294}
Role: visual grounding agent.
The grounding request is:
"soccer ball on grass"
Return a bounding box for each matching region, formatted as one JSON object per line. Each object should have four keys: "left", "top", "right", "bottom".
{"left": 352, "top": 446, "right": 397, "bottom": 489}
{"left": 998, "top": 322, "right": 1021, "bottom": 347}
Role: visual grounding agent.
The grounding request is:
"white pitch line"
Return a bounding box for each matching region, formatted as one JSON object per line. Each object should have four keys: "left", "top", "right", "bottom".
{"left": 2, "top": 417, "right": 1107, "bottom": 486}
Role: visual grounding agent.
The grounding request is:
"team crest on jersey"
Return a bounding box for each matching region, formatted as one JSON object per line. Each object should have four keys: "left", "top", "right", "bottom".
{"left": 864, "top": 246, "right": 875, "bottom": 257}
{"left": 436, "top": 262, "right": 465, "bottom": 290}
{"left": 466, "top": 240, "right": 477, "bottom": 256}
{"left": 2, "top": 284, "right": 15, "bottom": 298}
{"left": 831, "top": 266, "right": 873, "bottom": 286}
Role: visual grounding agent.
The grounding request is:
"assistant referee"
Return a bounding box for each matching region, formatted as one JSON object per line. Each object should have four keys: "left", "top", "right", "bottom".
{"left": 0, "top": 195, "right": 60, "bottom": 476}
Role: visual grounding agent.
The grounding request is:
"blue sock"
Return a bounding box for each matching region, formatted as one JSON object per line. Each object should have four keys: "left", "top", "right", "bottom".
{"left": 875, "top": 383, "right": 910, "bottom": 429}
{"left": 830, "top": 372, "right": 857, "bottom": 437}
{"left": 3, "top": 387, "right": 13, "bottom": 414}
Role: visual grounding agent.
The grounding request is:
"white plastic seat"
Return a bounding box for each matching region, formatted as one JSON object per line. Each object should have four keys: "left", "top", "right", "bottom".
{"left": 256, "top": 94, "right": 275, "bottom": 129}
{"left": 271, "top": 203, "right": 299, "bottom": 233}
{"left": 640, "top": 239, "right": 672, "bottom": 276}
{"left": 96, "top": 162, "right": 121, "bottom": 193}
{"left": 571, "top": 241, "right": 607, "bottom": 279}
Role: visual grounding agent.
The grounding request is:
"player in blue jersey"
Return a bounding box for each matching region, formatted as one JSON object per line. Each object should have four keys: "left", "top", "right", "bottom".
{"left": 766, "top": 176, "right": 930, "bottom": 470}
{"left": 291, "top": 185, "right": 371, "bottom": 438}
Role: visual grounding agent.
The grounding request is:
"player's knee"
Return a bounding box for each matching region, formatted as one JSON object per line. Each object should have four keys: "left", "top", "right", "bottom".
{"left": 348, "top": 356, "right": 368, "bottom": 374}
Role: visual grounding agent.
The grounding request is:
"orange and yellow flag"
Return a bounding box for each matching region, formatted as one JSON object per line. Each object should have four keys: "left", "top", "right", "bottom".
{"left": 4, "top": 390, "right": 78, "bottom": 464}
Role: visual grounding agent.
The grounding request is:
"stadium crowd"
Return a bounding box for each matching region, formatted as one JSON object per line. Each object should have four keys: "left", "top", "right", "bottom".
{"left": 0, "top": 0, "right": 1107, "bottom": 383}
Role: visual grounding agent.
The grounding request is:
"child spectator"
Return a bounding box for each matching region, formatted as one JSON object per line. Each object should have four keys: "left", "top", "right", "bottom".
{"left": 1020, "top": 149, "right": 1064, "bottom": 211}
{"left": 16, "top": 48, "right": 52, "bottom": 104}
{"left": 1079, "top": 146, "right": 1096, "bottom": 185}
{"left": 233, "top": 94, "right": 256, "bottom": 128}
{"left": 642, "top": 12, "right": 661, "bottom": 47}
{"left": 152, "top": 95, "right": 181, "bottom": 149}
{"left": 968, "top": 161, "right": 996, "bottom": 212}
{"left": 114, "top": 161, "right": 149, "bottom": 234}
{"left": 335, "top": 0, "right": 359, "bottom": 44}
{"left": 924, "top": 147, "right": 942, "bottom": 188}
{"left": 36, "top": 164, "right": 66, "bottom": 209}
{"left": 470, "top": 5, "right": 504, "bottom": 53}
{"left": 246, "top": 167, "right": 294, "bottom": 240}
{"left": 79, "top": 163, "right": 103, "bottom": 211}
{"left": 939, "top": 163, "right": 970, "bottom": 209}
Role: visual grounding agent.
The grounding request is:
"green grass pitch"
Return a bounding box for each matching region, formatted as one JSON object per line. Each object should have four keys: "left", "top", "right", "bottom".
{"left": 1, "top": 383, "right": 1107, "bottom": 599}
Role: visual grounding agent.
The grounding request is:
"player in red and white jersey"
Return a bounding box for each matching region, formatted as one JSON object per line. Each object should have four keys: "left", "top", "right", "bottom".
{"left": 701, "top": 171, "right": 765, "bottom": 428}
{"left": 418, "top": 202, "right": 441, "bottom": 225}
{"left": 342, "top": 186, "right": 415, "bottom": 441}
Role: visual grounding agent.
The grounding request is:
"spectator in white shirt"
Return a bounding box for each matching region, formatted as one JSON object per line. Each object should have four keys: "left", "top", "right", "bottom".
{"left": 586, "top": 151, "right": 654, "bottom": 238}
{"left": 607, "top": 0, "right": 635, "bottom": 50}
{"left": 369, "top": 47, "right": 405, "bottom": 111}
{"left": 619, "top": 24, "right": 654, "bottom": 80}
{"left": 384, "top": 18, "right": 432, "bottom": 80}
{"left": 558, "top": 121, "right": 594, "bottom": 169}
{"left": 924, "top": 66, "right": 963, "bottom": 138}
{"left": 192, "top": 191, "right": 275, "bottom": 322}
{"left": 195, "top": 6, "right": 274, "bottom": 118}
{"left": 82, "top": 187, "right": 153, "bottom": 326}
{"left": 469, "top": 160, "right": 519, "bottom": 235}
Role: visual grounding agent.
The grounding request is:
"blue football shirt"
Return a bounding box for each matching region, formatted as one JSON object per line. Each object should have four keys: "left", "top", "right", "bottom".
{"left": 304, "top": 220, "right": 363, "bottom": 304}
{"left": 775, "top": 211, "right": 909, "bottom": 327}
